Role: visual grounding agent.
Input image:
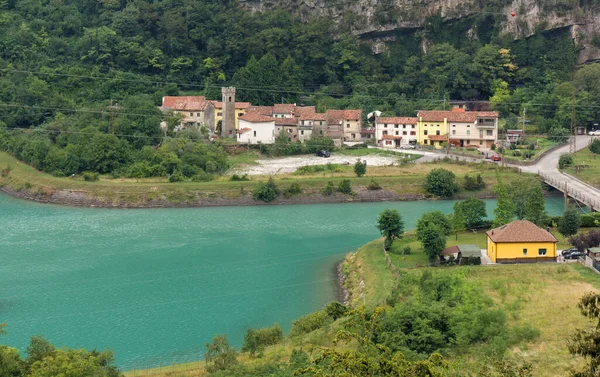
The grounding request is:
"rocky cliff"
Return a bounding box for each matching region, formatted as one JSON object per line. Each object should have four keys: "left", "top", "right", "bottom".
{"left": 239, "top": 0, "right": 600, "bottom": 64}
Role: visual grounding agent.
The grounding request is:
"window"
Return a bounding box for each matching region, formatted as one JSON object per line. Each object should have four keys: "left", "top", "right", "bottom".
{"left": 538, "top": 248, "right": 547, "bottom": 256}
{"left": 320, "top": 122, "right": 323, "bottom": 126}
{"left": 197, "top": 113, "right": 201, "bottom": 117}
{"left": 301, "top": 130, "right": 304, "bottom": 135}
{"left": 238, "top": 113, "right": 243, "bottom": 117}
{"left": 403, "top": 125, "right": 406, "bottom": 129}
{"left": 386, "top": 140, "right": 392, "bottom": 145}
{"left": 480, "top": 131, "right": 484, "bottom": 138}
{"left": 452, "top": 125, "right": 456, "bottom": 127}
{"left": 412, "top": 125, "right": 415, "bottom": 129}
{"left": 467, "top": 140, "right": 471, "bottom": 145}
{"left": 467, "top": 130, "right": 471, "bottom": 136}
{"left": 253, "top": 131, "right": 256, "bottom": 137}
{"left": 467, "top": 125, "right": 470, "bottom": 127}
{"left": 523, "top": 249, "right": 527, "bottom": 256}
{"left": 436, "top": 130, "right": 440, "bottom": 136}
{"left": 383, "top": 131, "right": 388, "bottom": 135}
{"left": 346, "top": 124, "right": 350, "bottom": 128}
{"left": 228, "top": 96, "right": 232, "bottom": 102}
{"left": 395, "top": 124, "right": 399, "bottom": 128}
{"left": 217, "top": 112, "right": 222, "bottom": 117}
{"left": 384, "top": 124, "right": 388, "bottom": 128}
{"left": 437, "top": 124, "right": 440, "bottom": 127}
{"left": 487, "top": 130, "right": 493, "bottom": 136}
{"left": 410, "top": 131, "right": 416, "bottom": 136}
{"left": 189, "top": 113, "right": 193, "bottom": 116}
{"left": 287, "top": 129, "right": 292, "bottom": 133}
{"left": 351, "top": 133, "right": 356, "bottom": 139}
{"left": 480, "top": 140, "right": 483, "bottom": 145}
{"left": 403, "top": 131, "right": 407, "bottom": 136}
{"left": 424, "top": 140, "right": 428, "bottom": 145}
{"left": 320, "top": 130, "right": 323, "bottom": 135}
{"left": 395, "top": 131, "right": 399, "bottom": 135}
{"left": 424, "top": 130, "right": 428, "bottom": 136}
{"left": 452, "top": 130, "right": 456, "bottom": 135}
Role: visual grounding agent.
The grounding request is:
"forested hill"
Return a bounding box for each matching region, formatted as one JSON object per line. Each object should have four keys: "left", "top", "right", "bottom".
{"left": 0, "top": 0, "right": 599, "bottom": 174}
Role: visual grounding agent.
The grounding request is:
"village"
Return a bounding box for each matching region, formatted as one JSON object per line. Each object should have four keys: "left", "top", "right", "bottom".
{"left": 159, "top": 87, "right": 506, "bottom": 151}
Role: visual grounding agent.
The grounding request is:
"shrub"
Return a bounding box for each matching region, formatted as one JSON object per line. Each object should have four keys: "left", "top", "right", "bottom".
{"left": 512, "top": 150, "right": 522, "bottom": 157}
{"left": 253, "top": 177, "right": 280, "bottom": 202}
{"left": 83, "top": 171, "right": 99, "bottom": 182}
{"left": 230, "top": 174, "right": 249, "bottom": 181}
{"left": 283, "top": 182, "right": 302, "bottom": 197}
{"left": 191, "top": 171, "right": 214, "bottom": 182}
{"left": 425, "top": 168, "right": 458, "bottom": 197}
{"left": 337, "top": 179, "right": 352, "bottom": 195}
{"left": 491, "top": 143, "right": 496, "bottom": 150}
{"left": 322, "top": 181, "right": 335, "bottom": 196}
{"left": 169, "top": 170, "right": 184, "bottom": 182}
{"left": 367, "top": 179, "right": 382, "bottom": 190}
{"left": 1, "top": 164, "right": 11, "bottom": 177}
{"left": 559, "top": 153, "right": 574, "bottom": 169}
{"left": 523, "top": 150, "right": 535, "bottom": 159}
{"left": 464, "top": 174, "right": 485, "bottom": 191}
{"left": 354, "top": 159, "right": 367, "bottom": 177}
{"left": 324, "top": 301, "right": 348, "bottom": 320}
{"left": 580, "top": 213, "right": 600, "bottom": 227}
{"left": 289, "top": 310, "right": 329, "bottom": 337}
{"left": 242, "top": 324, "right": 284, "bottom": 356}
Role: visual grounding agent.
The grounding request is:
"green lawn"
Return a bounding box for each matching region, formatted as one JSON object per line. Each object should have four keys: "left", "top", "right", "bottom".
{"left": 228, "top": 150, "right": 262, "bottom": 167}
{"left": 562, "top": 146, "right": 600, "bottom": 188}
{"left": 504, "top": 137, "right": 558, "bottom": 162}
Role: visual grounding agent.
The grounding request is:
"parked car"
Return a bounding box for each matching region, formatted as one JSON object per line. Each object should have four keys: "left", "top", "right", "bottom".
{"left": 589, "top": 130, "right": 600, "bottom": 136}
{"left": 401, "top": 144, "right": 416, "bottom": 149}
{"left": 491, "top": 155, "right": 502, "bottom": 162}
{"left": 562, "top": 247, "right": 579, "bottom": 256}
{"left": 563, "top": 250, "right": 585, "bottom": 260}
{"left": 316, "top": 150, "right": 331, "bottom": 158}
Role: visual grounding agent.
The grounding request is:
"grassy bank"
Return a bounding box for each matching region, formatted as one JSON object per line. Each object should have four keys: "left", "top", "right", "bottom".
{"left": 562, "top": 146, "right": 600, "bottom": 188}
{"left": 0, "top": 151, "right": 531, "bottom": 207}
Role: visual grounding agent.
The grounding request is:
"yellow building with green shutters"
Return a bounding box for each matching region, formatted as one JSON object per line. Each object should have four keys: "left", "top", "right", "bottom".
{"left": 486, "top": 220, "right": 557, "bottom": 263}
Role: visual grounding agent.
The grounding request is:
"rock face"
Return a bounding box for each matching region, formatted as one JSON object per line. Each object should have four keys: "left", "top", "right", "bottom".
{"left": 239, "top": 0, "right": 600, "bottom": 64}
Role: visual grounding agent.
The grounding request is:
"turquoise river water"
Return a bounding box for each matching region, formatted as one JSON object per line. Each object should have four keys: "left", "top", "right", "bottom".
{"left": 0, "top": 194, "right": 566, "bottom": 370}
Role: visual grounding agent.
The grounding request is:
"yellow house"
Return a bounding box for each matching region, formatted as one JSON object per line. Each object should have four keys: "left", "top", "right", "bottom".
{"left": 486, "top": 220, "right": 557, "bottom": 263}
{"left": 211, "top": 101, "right": 251, "bottom": 131}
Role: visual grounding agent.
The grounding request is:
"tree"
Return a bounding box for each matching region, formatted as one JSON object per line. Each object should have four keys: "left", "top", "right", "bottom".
{"left": 559, "top": 153, "right": 574, "bottom": 169}
{"left": 568, "top": 293, "right": 600, "bottom": 376}
{"left": 448, "top": 212, "right": 466, "bottom": 241}
{"left": 28, "top": 349, "right": 122, "bottom": 377}
{"left": 205, "top": 335, "right": 238, "bottom": 373}
{"left": 558, "top": 207, "right": 581, "bottom": 238}
{"left": 376, "top": 209, "right": 405, "bottom": 251}
{"left": 26, "top": 336, "right": 56, "bottom": 366}
{"left": 416, "top": 211, "right": 451, "bottom": 241}
{"left": 0, "top": 346, "right": 26, "bottom": 377}
{"left": 493, "top": 175, "right": 515, "bottom": 227}
{"left": 590, "top": 139, "right": 600, "bottom": 158}
{"left": 425, "top": 168, "right": 458, "bottom": 198}
{"left": 354, "top": 159, "right": 367, "bottom": 177}
{"left": 420, "top": 224, "right": 447, "bottom": 263}
{"left": 454, "top": 197, "right": 487, "bottom": 230}
{"left": 525, "top": 183, "right": 547, "bottom": 226}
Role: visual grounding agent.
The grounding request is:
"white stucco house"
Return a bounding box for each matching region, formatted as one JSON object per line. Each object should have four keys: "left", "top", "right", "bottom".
{"left": 237, "top": 113, "right": 276, "bottom": 144}
{"left": 375, "top": 117, "right": 418, "bottom": 148}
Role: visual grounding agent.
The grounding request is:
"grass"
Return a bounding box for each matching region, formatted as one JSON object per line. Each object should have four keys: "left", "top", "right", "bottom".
{"left": 0, "top": 151, "right": 530, "bottom": 206}
{"left": 563, "top": 146, "right": 600, "bottom": 188}
{"left": 503, "top": 137, "right": 558, "bottom": 162}
{"left": 228, "top": 150, "right": 262, "bottom": 167}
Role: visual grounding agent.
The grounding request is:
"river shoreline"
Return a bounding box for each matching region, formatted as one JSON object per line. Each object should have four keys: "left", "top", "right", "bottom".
{"left": 0, "top": 185, "right": 505, "bottom": 209}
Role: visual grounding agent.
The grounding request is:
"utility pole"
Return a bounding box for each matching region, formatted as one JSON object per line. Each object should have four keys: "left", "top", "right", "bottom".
{"left": 501, "top": 128, "right": 505, "bottom": 168}
{"left": 570, "top": 91, "right": 577, "bottom": 154}
{"left": 521, "top": 107, "right": 526, "bottom": 138}
{"left": 109, "top": 100, "right": 116, "bottom": 134}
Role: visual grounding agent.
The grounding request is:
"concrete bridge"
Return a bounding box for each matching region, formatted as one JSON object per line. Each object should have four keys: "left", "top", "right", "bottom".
{"left": 519, "top": 136, "right": 600, "bottom": 212}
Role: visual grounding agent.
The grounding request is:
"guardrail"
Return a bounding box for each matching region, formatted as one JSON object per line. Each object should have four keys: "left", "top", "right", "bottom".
{"left": 539, "top": 171, "right": 600, "bottom": 211}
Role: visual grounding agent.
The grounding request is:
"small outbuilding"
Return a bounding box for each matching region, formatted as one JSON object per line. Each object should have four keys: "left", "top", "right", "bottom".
{"left": 486, "top": 220, "right": 557, "bottom": 263}
{"left": 442, "top": 244, "right": 481, "bottom": 265}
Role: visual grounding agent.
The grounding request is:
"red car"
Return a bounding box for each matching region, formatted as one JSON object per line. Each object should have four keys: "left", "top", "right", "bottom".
{"left": 491, "top": 155, "right": 502, "bottom": 162}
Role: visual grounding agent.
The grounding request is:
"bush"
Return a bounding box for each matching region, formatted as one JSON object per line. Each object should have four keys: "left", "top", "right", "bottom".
{"left": 425, "top": 168, "right": 458, "bottom": 197}
{"left": 464, "top": 174, "right": 485, "bottom": 191}
{"left": 294, "top": 164, "right": 341, "bottom": 175}
{"left": 253, "top": 177, "right": 280, "bottom": 202}
{"left": 512, "top": 150, "right": 522, "bottom": 157}
{"left": 580, "top": 212, "right": 600, "bottom": 227}
{"left": 83, "top": 171, "right": 99, "bottom": 182}
{"left": 354, "top": 159, "right": 367, "bottom": 177}
{"left": 367, "top": 179, "right": 382, "bottom": 190}
{"left": 242, "top": 324, "right": 284, "bottom": 356}
{"left": 337, "top": 179, "right": 353, "bottom": 195}
{"left": 289, "top": 310, "right": 329, "bottom": 337}
{"left": 283, "top": 182, "right": 302, "bottom": 197}
{"left": 559, "top": 153, "right": 574, "bottom": 169}
{"left": 230, "top": 174, "right": 249, "bottom": 181}
{"left": 169, "top": 170, "right": 184, "bottom": 182}
{"left": 322, "top": 181, "right": 335, "bottom": 196}
{"left": 1, "top": 164, "right": 11, "bottom": 177}
{"left": 491, "top": 143, "right": 496, "bottom": 150}
{"left": 324, "top": 301, "right": 348, "bottom": 320}
{"left": 523, "top": 150, "right": 535, "bottom": 159}
{"left": 191, "top": 171, "right": 214, "bottom": 182}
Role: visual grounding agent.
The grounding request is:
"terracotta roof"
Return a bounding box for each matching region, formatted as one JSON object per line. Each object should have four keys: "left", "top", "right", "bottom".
{"left": 361, "top": 128, "right": 376, "bottom": 134}
{"left": 477, "top": 112, "right": 499, "bottom": 118}
{"left": 429, "top": 135, "right": 448, "bottom": 141}
{"left": 275, "top": 118, "right": 298, "bottom": 126}
{"left": 326, "top": 109, "right": 362, "bottom": 122}
{"left": 238, "top": 127, "right": 252, "bottom": 135}
{"left": 239, "top": 112, "right": 275, "bottom": 123}
{"left": 418, "top": 111, "right": 498, "bottom": 123}
{"left": 486, "top": 220, "right": 558, "bottom": 243}
{"left": 441, "top": 246, "right": 460, "bottom": 256}
{"left": 211, "top": 101, "right": 251, "bottom": 109}
{"left": 273, "top": 104, "right": 295, "bottom": 114}
{"left": 247, "top": 106, "right": 274, "bottom": 116}
{"left": 161, "top": 96, "right": 211, "bottom": 111}
{"left": 313, "top": 113, "right": 327, "bottom": 121}
{"left": 382, "top": 135, "right": 402, "bottom": 140}
{"left": 376, "top": 117, "right": 418, "bottom": 125}
{"left": 295, "top": 106, "right": 316, "bottom": 119}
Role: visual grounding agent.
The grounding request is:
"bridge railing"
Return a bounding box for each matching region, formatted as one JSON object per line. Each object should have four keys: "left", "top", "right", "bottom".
{"left": 539, "top": 171, "right": 600, "bottom": 210}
